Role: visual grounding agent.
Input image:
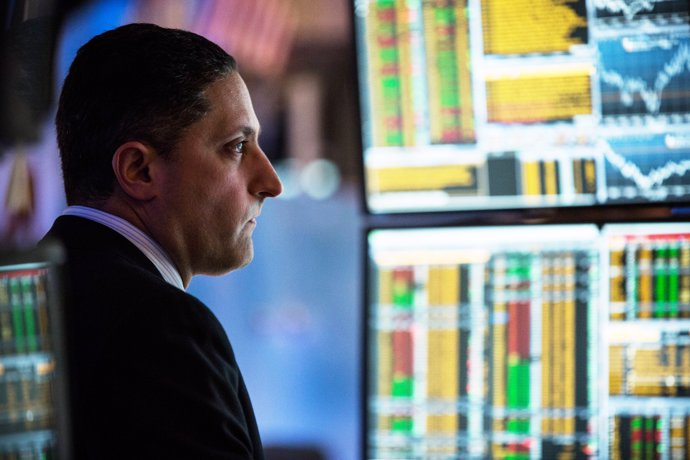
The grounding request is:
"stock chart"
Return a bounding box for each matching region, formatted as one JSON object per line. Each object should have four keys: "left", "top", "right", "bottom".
{"left": 367, "top": 223, "right": 690, "bottom": 459}
{"left": 355, "top": 0, "right": 690, "bottom": 214}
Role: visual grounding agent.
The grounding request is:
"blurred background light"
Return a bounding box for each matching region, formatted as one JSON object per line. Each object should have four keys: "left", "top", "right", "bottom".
{"left": 301, "top": 159, "right": 341, "bottom": 200}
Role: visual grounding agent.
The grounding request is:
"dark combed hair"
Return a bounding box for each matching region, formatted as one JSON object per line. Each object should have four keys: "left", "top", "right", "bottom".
{"left": 56, "top": 23, "right": 237, "bottom": 204}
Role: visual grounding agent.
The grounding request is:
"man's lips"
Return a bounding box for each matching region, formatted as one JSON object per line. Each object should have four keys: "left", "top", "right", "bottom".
{"left": 247, "top": 213, "right": 260, "bottom": 225}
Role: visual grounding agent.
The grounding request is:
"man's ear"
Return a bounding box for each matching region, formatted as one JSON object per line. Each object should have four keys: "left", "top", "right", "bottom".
{"left": 111, "top": 141, "right": 159, "bottom": 201}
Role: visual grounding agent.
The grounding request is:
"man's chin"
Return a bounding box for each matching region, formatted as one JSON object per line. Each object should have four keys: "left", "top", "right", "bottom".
{"left": 202, "top": 248, "right": 254, "bottom": 276}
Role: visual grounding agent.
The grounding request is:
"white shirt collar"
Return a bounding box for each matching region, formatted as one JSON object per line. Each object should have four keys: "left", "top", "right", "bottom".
{"left": 62, "top": 206, "right": 185, "bottom": 291}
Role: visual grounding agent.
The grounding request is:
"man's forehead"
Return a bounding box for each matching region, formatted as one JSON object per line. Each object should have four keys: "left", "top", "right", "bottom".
{"left": 205, "top": 74, "right": 260, "bottom": 135}
{"left": 207, "top": 72, "right": 249, "bottom": 101}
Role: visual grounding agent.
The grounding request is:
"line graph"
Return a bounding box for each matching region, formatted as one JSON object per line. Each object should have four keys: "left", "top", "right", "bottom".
{"left": 601, "top": 137, "right": 690, "bottom": 201}
{"left": 593, "top": 0, "right": 661, "bottom": 21}
{"left": 593, "top": 0, "right": 689, "bottom": 22}
{"left": 600, "top": 44, "right": 690, "bottom": 114}
{"left": 599, "top": 37, "right": 690, "bottom": 117}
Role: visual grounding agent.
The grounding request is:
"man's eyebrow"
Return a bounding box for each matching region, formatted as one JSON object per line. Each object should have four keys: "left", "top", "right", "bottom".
{"left": 221, "top": 126, "right": 260, "bottom": 142}
{"left": 240, "top": 126, "right": 259, "bottom": 137}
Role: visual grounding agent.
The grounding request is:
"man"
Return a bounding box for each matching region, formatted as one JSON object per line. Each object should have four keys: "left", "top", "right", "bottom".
{"left": 41, "top": 23, "right": 282, "bottom": 458}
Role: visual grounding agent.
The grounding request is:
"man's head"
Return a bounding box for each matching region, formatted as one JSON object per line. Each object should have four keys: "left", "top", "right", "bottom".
{"left": 57, "top": 23, "right": 237, "bottom": 205}
{"left": 57, "top": 24, "right": 282, "bottom": 285}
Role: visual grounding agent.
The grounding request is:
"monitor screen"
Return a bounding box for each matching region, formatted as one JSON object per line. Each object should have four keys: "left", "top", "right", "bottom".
{"left": 365, "top": 222, "right": 690, "bottom": 458}
{"left": 353, "top": 0, "right": 690, "bottom": 214}
{"left": 0, "top": 243, "right": 70, "bottom": 459}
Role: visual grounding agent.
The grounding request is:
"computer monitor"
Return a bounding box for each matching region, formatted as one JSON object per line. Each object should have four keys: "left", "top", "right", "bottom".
{"left": 602, "top": 222, "right": 690, "bottom": 459}
{"left": 0, "top": 242, "right": 71, "bottom": 459}
{"left": 353, "top": 0, "right": 690, "bottom": 214}
{"left": 364, "top": 222, "right": 690, "bottom": 459}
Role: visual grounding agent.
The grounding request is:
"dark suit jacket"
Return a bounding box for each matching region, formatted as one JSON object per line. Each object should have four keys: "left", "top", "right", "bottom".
{"left": 42, "top": 215, "right": 264, "bottom": 459}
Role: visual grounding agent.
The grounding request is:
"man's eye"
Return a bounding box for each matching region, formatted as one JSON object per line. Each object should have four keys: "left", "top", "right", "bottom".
{"left": 233, "top": 141, "right": 247, "bottom": 155}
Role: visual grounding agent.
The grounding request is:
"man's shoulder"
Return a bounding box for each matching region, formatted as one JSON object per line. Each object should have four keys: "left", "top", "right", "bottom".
{"left": 65, "top": 247, "right": 210, "bottom": 325}
{"left": 44, "top": 215, "right": 167, "bottom": 301}
{"left": 43, "top": 216, "right": 222, "bottom": 337}
{"left": 61, "top": 240, "right": 232, "bottom": 369}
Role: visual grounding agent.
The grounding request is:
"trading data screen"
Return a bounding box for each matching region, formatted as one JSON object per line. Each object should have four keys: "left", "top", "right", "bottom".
{"left": 354, "top": 0, "right": 690, "bottom": 214}
{"left": 366, "top": 223, "right": 690, "bottom": 459}
{"left": 0, "top": 255, "right": 65, "bottom": 459}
